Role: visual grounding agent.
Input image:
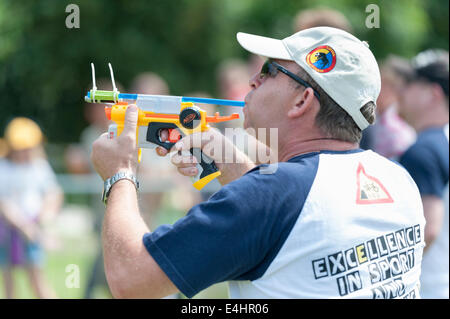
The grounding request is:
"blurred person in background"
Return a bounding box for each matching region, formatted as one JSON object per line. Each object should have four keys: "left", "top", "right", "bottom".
{"left": 65, "top": 78, "right": 123, "bottom": 298}
{"left": 216, "top": 58, "right": 251, "bottom": 128}
{"left": 216, "top": 59, "right": 253, "bottom": 158}
{"left": 398, "top": 49, "right": 449, "bottom": 299}
{"left": 361, "top": 56, "right": 416, "bottom": 160}
{"left": 0, "top": 139, "right": 8, "bottom": 158}
{"left": 217, "top": 59, "right": 252, "bottom": 103}
{"left": 129, "top": 72, "right": 170, "bottom": 96}
{"left": 0, "top": 118, "right": 63, "bottom": 299}
{"left": 293, "top": 6, "right": 354, "bottom": 33}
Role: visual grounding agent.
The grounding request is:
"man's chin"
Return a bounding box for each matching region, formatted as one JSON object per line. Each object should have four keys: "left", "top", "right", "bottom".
{"left": 243, "top": 118, "right": 250, "bottom": 131}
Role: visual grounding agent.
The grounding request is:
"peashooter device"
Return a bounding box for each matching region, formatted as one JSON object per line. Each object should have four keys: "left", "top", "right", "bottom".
{"left": 85, "top": 63, "right": 243, "bottom": 190}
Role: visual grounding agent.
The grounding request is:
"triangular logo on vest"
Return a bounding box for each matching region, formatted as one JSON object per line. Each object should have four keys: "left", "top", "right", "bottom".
{"left": 356, "top": 163, "right": 394, "bottom": 204}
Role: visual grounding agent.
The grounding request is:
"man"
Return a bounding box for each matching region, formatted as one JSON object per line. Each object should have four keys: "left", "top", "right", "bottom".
{"left": 398, "top": 49, "right": 449, "bottom": 299}
{"left": 91, "top": 27, "right": 425, "bottom": 298}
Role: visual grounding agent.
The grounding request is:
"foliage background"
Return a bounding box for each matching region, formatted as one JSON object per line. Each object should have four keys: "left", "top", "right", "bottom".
{"left": 0, "top": 0, "right": 448, "bottom": 143}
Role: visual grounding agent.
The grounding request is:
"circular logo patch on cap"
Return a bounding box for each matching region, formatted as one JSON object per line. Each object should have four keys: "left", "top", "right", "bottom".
{"left": 306, "top": 45, "right": 336, "bottom": 73}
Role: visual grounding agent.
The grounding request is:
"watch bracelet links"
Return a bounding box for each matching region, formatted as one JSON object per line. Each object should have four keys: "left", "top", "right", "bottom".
{"left": 103, "top": 171, "right": 140, "bottom": 204}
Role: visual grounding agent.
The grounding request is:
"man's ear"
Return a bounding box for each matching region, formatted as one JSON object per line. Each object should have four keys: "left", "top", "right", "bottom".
{"left": 287, "top": 87, "right": 316, "bottom": 119}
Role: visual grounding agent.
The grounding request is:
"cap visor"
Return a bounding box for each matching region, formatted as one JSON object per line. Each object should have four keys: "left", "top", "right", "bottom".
{"left": 236, "top": 32, "right": 292, "bottom": 60}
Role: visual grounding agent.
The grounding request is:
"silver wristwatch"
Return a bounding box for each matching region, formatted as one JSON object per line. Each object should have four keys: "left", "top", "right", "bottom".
{"left": 102, "top": 171, "right": 140, "bottom": 204}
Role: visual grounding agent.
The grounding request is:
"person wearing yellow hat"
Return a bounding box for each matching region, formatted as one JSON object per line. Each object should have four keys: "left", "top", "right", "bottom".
{"left": 5, "top": 117, "right": 43, "bottom": 149}
{"left": 0, "top": 138, "right": 9, "bottom": 159}
{"left": 0, "top": 117, "right": 63, "bottom": 299}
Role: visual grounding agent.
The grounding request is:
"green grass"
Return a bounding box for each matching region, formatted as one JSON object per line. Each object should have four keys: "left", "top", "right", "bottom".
{"left": 0, "top": 235, "right": 109, "bottom": 299}
{"left": 0, "top": 241, "right": 228, "bottom": 299}
{"left": 0, "top": 202, "right": 229, "bottom": 299}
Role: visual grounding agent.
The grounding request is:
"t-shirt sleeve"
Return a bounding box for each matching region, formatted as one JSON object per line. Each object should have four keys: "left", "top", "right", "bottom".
{"left": 400, "top": 144, "right": 446, "bottom": 197}
{"left": 143, "top": 160, "right": 317, "bottom": 298}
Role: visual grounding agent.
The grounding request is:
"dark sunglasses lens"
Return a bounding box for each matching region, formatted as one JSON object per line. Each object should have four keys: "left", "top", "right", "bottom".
{"left": 261, "top": 61, "right": 270, "bottom": 76}
{"left": 261, "top": 61, "right": 277, "bottom": 77}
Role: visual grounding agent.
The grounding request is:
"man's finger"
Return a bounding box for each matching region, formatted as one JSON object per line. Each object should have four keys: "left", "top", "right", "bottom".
{"left": 173, "top": 131, "right": 204, "bottom": 152}
{"left": 99, "top": 132, "right": 109, "bottom": 140}
{"left": 178, "top": 166, "right": 198, "bottom": 177}
{"left": 159, "top": 129, "right": 169, "bottom": 142}
{"left": 155, "top": 130, "right": 169, "bottom": 156}
{"left": 121, "top": 104, "right": 139, "bottom": 137}
{"left": 170, "top": 152, "right": 197, "bottom": 166}
{"left": 156, "top": 147, "right": 168, "bottom": 156}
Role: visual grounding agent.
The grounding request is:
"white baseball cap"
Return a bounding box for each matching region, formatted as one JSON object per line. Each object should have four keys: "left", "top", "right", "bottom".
{"left": 237, "top": 27, "right": 381, "bottom": 130}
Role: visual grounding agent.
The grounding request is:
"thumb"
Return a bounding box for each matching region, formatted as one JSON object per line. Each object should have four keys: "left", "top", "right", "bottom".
{"left": 121, "top": 104, "right": 139, "bottom": 137}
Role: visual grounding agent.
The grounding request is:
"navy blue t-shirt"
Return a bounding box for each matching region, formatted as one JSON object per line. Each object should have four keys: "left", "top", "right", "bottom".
{"left": 400, "top": 126, "right": 449, "bottom": 198}
{"left": 143, "top": 150, "right": 365, "bottom": 298}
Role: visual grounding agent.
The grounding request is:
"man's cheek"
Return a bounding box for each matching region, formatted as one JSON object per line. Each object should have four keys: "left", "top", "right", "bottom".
{"left": 243, "top": 112, "right": 249, "bottom": 129}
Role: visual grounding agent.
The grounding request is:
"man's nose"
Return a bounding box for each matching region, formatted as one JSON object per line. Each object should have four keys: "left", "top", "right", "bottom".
{"left": 249, "top": 72, "right": 262, "bottom": 90}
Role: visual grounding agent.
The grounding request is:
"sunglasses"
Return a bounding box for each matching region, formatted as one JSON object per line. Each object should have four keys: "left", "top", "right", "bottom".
{"left": 260, "top": 60, "right": 321, "bottom": 100}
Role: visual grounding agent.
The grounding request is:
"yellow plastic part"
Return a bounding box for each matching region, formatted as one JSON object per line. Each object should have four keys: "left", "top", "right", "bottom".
{"left": 109, "top": 102, "right": 224, "bottom": 190}
{"left": 109, "top": 102, "right": 211, "bottom": 142}
{"left": 192, "top": 171, "right": 221, "bottom": 190}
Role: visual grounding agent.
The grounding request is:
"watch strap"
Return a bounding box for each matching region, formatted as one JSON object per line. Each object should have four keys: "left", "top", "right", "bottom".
{"left": 102, "top": 171, "right": 139, "bottom": 205}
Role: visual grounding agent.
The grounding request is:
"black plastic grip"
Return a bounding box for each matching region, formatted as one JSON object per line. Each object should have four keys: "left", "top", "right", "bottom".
{"left": 146, "top": 122, "right": 179, "bottom": 150}
{"left": 190, "top": 148, "right": 219, "bottom": 179}
{"left": 146, "top": 121, "right": 219, "bottom": 184}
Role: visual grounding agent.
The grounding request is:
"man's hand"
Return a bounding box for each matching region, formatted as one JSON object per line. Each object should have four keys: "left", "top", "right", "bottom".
{"left": 155, "top": 128, "right": 255, "bottom": 186}
{"left": 91, "top": 104, "right": 139, "bottom": 181}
